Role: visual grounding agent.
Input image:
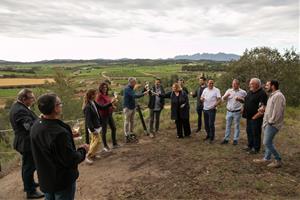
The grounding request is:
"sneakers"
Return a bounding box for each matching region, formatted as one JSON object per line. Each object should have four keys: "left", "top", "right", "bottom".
{"left": 149, "top": 133, "right": 155, "bottom": 138}
{"left": 112, "top": 144, "right": 121, "bottom": 149}
{"left": 103, "top": 146, "right": 111, "bottom": 152}
{"left": 233, "top": 140, "right": 238, "bottom": 145}
{"left": 253, "top": 158, "right": 271, "bottom": 164}
{"left": 220, "top": 140, "right": 229, "bottom": 145}
{"left": 26, "top": 190, "right": 44, "bottom": 199}
{"left": 267, "top": 160, "right": 282, "bottom": 168}
{"left": 85, "top": 157, "right": 93, "bottom": 165}
{"left": 248, "top": 149, "right": 259, "bottom": 154}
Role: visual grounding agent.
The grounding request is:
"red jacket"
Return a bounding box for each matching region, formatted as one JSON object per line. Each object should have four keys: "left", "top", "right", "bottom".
{"left": 96, "top": 93, "right": 113, "bottom": 117}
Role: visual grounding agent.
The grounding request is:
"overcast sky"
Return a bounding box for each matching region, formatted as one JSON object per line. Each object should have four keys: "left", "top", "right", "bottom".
{"left": 0, "top": 0, "right": 298, "bottom": 61}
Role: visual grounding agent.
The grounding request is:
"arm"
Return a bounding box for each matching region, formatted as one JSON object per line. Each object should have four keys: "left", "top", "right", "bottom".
{"left": 55, "top": 132, "right": 86, "bottom": 168}
{"left": 95, "top": 101, "right": 112, "bottom": 110}
{"left": 214, "top": 89, "right": 222, "bottom": 107}
{"left": 159, "top": 91, "right": 172, "bottom": 99}
{"left": 15, "top": 109, "right": 36, "bottom": 132}
{"left": 84, "top": 106, "right": 95, "bottom": 132}
{"left": 268, "top": 96, "right": 285, "bottom": 125}
{"left": 222, "top": 90, "right": 230, "bottom": 101}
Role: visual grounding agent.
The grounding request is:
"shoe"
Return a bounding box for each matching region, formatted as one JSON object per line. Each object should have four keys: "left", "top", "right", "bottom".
{"left": 184, "top": 134, "right": 191, "bottom": 138}
{"left": 209, "top": 140, "right": 214, "bottom": 144}
{"left": 248, "top": 149, "right": 259, "bottom": 154}
{"left": 253, "top": 158, "right": 271, "bottom": 164}
{"left": 149, "top": 133, "right": 155, "bottom": 138}
{"left": 243, "top": 147, "right": 252, "bottom": 152}
{"left": 112, "top": 144, "right": 121, "bottom": 149}
{"left": 203, "top": 136, "right": 210, "bottom": 141}
{"left": 233, "top": 140, "right": 238, "bottom": 145}
{"left": 267, "top": 160, "right": 282, "bottom": 168}
{"left": 95, "top": 155, "right": 101, "bottom": 159}
{"left": 220, "top": 140, "right": 229, "bottom": 145}
{"left": 85, "top": 157, "right": 93, "bottom": 165}
{"left": 26, "top": 191, "right": 44, "bottom": 199}
{"left": 103, "top": 147, "right": 111, "bottom": 152}
{"left": 177, "top": 135, "right": 184, "bottom": 139}
{"left": 194, "top": 129, "right": 201, "bottom": 133}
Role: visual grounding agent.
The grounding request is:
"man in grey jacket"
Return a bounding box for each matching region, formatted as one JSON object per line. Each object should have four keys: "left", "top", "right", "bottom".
{"left": 253, "top": 80, "right": 286, "bottom": 168}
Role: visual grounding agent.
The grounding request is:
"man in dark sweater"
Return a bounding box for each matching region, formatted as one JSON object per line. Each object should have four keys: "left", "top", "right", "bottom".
{"left": 9, "top": 88, "right": 44, "bottom": 199}
{"left": 239, "top": 78, "right": 268, "bottom": 154}
{"left": 191, "top": 77, "right": 207, "bottom": 133}
{"left": 30, "top": 93, "right": 89, "bottom": 200}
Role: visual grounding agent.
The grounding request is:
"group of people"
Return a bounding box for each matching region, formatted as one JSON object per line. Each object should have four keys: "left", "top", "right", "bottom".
{"left": 9, "top": 75, "right": 286, "bottom": 200}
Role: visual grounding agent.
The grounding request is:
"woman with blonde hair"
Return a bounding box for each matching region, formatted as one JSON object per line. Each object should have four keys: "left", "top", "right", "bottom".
{"left": 82, "top": 89, "right": 114, "bottom": 164}
{"left": 159, "top": 83, "right": 191, "bottom": 138}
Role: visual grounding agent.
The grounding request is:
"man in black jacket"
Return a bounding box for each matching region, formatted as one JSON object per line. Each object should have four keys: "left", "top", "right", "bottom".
{"left": 191, "top": 77, "right": 207, "bottom": 133}
{"left": 148, "top": 78, "right": 165, "bottom": 137}
{"left": 31, "top": 93, "right": 89, "bottom": 200}
{"left": 9, "top": 88, "right": 44, "bottom": 199}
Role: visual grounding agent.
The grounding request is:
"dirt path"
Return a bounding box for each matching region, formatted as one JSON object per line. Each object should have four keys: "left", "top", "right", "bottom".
{"left": 1, "top": 118, "right": 299, "bottom": 200}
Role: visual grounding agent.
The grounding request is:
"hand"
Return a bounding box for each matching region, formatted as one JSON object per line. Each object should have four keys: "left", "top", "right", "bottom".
{"left": 235, "top": 96, "right": 244, "bottom": 102}
{"left": 80, "top": 144, "right": 89, "bottom": 152}
{"left": 190, "top": 92, "right": 194, "bottom": 96}
{"left": 200, "top": 97, "right": 205, "bottom": 102}
{"left": 39, "top": 114, "right": 45, "bottom": 119}
{"left": 111, "top": 97, "right": 118, "bottom": 104}
{"left": 143, "top": 90, "right": 149, "bottom": 96}
{"left": 224, "top": 93, "right": 231, "bottom": 99}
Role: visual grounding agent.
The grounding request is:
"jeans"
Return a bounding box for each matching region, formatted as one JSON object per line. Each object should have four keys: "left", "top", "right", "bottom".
{"left": 224, "top": 111, "right": 242, "bottom": 141}
{"left": 101, "top": 114, "right": 117, "bottom": 146}
{"left": 45, "top": 182, "right": 76, "bottom": 200}
{"left": 149, "top": 109, "right": 161, "bottom": 132}
{"left": 263, "top": 124, "right": 281, "bottom": 161}
{"left": 21, "top": 151, "right": 36, "bottom": 193}
{"left": 203, "top": 109, "right": 216, "bottom": 141}
{"left": 246, "top": 118, "right": 263, "bottom": 151}
{"left": 196, "top": 107, "right": 203, "bottom": 130}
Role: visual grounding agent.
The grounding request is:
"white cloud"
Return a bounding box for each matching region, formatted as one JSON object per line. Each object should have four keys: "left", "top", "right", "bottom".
{"left": 0, "top": 0, "right": 298, "bottom": 61}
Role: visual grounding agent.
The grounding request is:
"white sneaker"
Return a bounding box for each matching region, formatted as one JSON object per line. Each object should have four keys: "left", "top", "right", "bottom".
{"left": 85, "top": 157, "right": 93, "bottom": 165}
{"left": 103, "top": 147, "right": 111, "bottom": 152}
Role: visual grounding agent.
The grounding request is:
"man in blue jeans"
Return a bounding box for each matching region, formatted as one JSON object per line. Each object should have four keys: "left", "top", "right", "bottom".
{"left": 201, "top": 79, "right": 221, "bottom": 143}
{"left": 221, "top": 79, "right": 247, "bottom": 145}
{"left": 253, "top": 80, "right": 286, "bottom": 168}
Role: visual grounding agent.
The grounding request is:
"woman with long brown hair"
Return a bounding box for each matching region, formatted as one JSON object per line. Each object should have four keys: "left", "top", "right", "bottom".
{"left": 82, "top": 89, "right": 114, "bottom": 164}
{"left": 96, "top": 82, "right": 119, "bottom": 151}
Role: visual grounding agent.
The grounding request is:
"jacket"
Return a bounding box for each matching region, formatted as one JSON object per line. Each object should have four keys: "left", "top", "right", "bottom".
{"left": 161, "top": 91, "right": 190, "bottom": 120}
{"left": 123, "top": 85, "right": 144, "bottom": 110}
{"left": 9, "top": 101, "right": 37, "bottom": 153}
{"left": 148, "top": 85, "right": 165, "bottom": 110}
{"left": 83, "top": 100, "right": 112, "bottom": 133}
{"left": 30, "top": 118, "right": 86, "bottom": 193}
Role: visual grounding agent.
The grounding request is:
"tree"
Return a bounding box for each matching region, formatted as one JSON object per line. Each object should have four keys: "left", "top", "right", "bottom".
{"left": 219, "top": 47, "right": 300, "bottom": 106}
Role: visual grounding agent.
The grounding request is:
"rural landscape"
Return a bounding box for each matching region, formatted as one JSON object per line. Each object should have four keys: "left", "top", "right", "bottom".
{"left": 0, "top": 47, "right": 299, "bottom": 199}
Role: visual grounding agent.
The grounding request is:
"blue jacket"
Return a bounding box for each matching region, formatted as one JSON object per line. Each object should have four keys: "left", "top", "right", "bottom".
{"left": 123, "top": 85, "right": 144, "bottom": 109}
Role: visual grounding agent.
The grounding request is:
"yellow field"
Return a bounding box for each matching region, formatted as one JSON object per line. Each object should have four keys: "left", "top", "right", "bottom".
{"left": 0, "top": 78, "right": 55, "bottom": 87}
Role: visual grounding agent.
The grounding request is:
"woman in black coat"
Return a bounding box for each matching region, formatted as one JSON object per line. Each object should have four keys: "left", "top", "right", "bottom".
{"left": 82, "top": 89, "right": 114, "bottom": 164}
{"left": 159, "top": 83, "right": 191, "bottom": 138}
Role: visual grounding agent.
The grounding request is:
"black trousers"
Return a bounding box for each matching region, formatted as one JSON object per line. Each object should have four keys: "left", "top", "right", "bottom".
{"left": 21, "top": 151, "right": 36, "bottom": 193}
{"left": 101, "top": 114, "right": 117, "bottom": 147}
{"left": 246, "top": 118, "right": 263, "bottom": 151}
{"left": 196, "top": 106, "right": 203, "bottom": 130}
{"left": 175, "top": 118, "right": 191, "bottom": 137}
{"left": 203, "top": 109, "right": 216, "bottom": 141}
{"left": 149, "top": 109, "right": 161, "bottom": 132}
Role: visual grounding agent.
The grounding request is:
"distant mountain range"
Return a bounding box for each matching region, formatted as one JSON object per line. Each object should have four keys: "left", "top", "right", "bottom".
{"left": 174, "top": 53, "right": 240, "bottom": 61}
{"left": 0, "top": 52, "right": 240, "bottom": 64}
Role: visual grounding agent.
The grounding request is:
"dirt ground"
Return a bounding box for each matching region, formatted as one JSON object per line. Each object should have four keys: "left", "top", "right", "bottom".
{"left": 0, "top": 117, "right": 299, "bottom": 200}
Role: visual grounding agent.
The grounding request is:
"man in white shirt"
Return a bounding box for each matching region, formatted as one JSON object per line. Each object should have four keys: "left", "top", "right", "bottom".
{"left": 201, "top": 79, "right": 221, "bottom": 143}
{"left": 221, "top": 79, "right": 247, "bottom": 145}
